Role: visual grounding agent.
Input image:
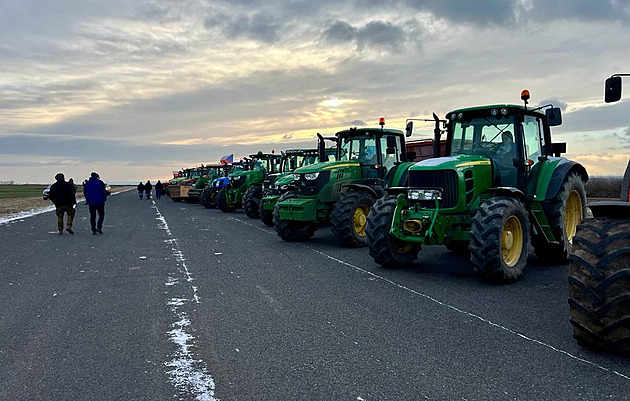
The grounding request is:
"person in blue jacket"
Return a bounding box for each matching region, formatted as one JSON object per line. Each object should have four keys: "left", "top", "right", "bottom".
{"left": 84, "top": 172, "right": 108, "bottom": 235}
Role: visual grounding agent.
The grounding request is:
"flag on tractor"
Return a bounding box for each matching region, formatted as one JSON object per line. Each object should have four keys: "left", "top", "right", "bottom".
{"left": 220, "top": 154, "right": 234, "bottom": 164}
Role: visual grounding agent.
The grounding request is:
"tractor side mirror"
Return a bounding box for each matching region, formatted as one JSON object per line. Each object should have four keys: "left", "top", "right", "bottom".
{"left": 605, "top": 76, "right": 622, "bottom": 103}
{"left": 386, "top": 136, "right": 397, "bottom": 154}
{"left": 546, "top": 107, "right": 562, "bottom": 126}
{"left": 405, "top": 121, "right": 414, "bottom": 137}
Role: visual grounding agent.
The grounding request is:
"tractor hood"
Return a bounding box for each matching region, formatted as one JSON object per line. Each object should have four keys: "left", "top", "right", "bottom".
{"left": 293, "top": 160, "right": 360, "bottom": 174}
{"left": 409, "top": 154, "right": 491, "bottom": 172}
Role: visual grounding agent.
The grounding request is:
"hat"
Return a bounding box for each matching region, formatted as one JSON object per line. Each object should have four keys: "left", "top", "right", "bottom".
{"left": 91, "top": 172, "right": 100, "bottom": 178}
{"left": 55, "top": 173, "right": 65, "bottom": 181}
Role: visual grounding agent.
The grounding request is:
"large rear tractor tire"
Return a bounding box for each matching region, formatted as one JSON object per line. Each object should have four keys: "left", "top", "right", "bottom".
{"left": 534, "top": 172, "right": 587, "bottom": 264}
{"left": 470, "top": 196, "right": 530, "bottom": 283}
{"left": 367, "top": 195, "right": 421, "bottom": 267}
{"left": 568, "top": 217, "right": 630, "bottom": 353}
{"left": 243, "top": 186, "right": 263, "bottom": 219}
{"left": 273, "top": 192, "right": 316, "bottom": 241}
{"left": 217, "top": 188, "right": 239, "bottom": 213}
{"left": 331, "top": 191, "right": 377, "bottom": 248}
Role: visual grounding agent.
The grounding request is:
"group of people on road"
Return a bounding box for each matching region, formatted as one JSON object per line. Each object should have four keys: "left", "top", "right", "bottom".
{"left": 137, "top": 180, "right": 162, "bottom": 200}
{"left": 49, "top": 172, "right": 108, "bottom": 235}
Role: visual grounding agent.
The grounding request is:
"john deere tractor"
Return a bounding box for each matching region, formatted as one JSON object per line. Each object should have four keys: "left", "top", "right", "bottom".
{"left": 200, "top": 162, "right": 247, "bottom": 209}
{"left": 259, "top": 148, "right": 336, "bottom": 226}
{"left": 568, "top": 75, "right": 630, "bottom": 352}
{"left": 217, "top": 153, "right": 283, "bottom": 213}
{"left": 366, "top": 91, "right": 588, "bottom": 283}
{"left": 187, "top": 164, "right": 226, "bottom": 203}
{"left": 274, "top": 119, "right": 417, "bottom": 247}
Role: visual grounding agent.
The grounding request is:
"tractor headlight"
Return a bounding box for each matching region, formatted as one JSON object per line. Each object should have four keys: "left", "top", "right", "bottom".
{"left": 231, "top": 176, "right": 242, "bottom": 182}
{"left": 408, "top": 189, "right": 442, "bottom": 201}
{"left": 292, "top": 173, "right": 301, "bottom": 181}
{"left": 304, "top": 172, "right": 319, "bottom": 181}
{"left": 491, "top": 109, "right": 498, "bottom": 116}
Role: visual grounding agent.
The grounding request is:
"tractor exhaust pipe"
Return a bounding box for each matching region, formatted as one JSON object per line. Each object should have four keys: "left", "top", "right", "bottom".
{"left": 403, "top": 219, "right": 424, "bottom": 233}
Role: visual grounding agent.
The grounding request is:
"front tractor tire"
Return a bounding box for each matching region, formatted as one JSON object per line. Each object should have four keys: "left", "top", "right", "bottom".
{"left": 200, "top": 187, "right": 215, "bottom": 209}
{"left": 470, "top": 196, "right": 530, "bottom": 283}
{"left": 217, "top": 188, "right": 239, "bottom": 213}
{"left": 273, "top": 192, "right": 316, "bottom": 242}
{"left": 243, "top": 186, "right": 263, "bottom": 219}
{"left": 331, "top": 191, "right": 376, "bottom": 247}
{"left": 259, "top": 198, "right": 274, "bottom": 227}
{"left": 568, "top": 217, "right": 630, "bottom": 353}
{"left": 366, "top": 195, "right": 421, "bottom": 267}
{"left": 534, "top": 172, "right": 587, "bottom": 264}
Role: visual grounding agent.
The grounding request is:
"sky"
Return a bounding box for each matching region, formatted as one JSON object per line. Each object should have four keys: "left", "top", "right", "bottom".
{"left": 1, "top": 0, "right": 629, "bottom": 183}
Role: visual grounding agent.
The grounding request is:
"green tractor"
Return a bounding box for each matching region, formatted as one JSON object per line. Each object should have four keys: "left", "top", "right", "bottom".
{"left": 187, "top": 164, "right": 226, "bottom": 203}
{"left": 366, "top": 91, "right": 588, "bottom": 283}
{"left": 274, "top": 119, "right": 417, "bottom": 247}
{"left": 217, "top": 153, "right": 283, "bottom": 213}
{"left": 568, "top": 75, "right": 630, "bottom": 352}
{"left": 200, "top": 162, "right": 247, "bottom": 209}
{"left": 259, "top": 148, "right": 336, "bottom": 226}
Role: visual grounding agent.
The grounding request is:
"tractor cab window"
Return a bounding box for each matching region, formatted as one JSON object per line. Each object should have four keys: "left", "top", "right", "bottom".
{"left": 339, "top": 135, "right": 378, "bottom": 165}
{"left": 522, "top": 115, "right": 542, "bottom": 163}
{"left": 451, "top": 116, "right": 518, "bottom": 186}
{"left": 380, "top": 135, "right": 402, "bottom": 173}
{"left": 285, "top": 155, "right": 305, "bottom": 171}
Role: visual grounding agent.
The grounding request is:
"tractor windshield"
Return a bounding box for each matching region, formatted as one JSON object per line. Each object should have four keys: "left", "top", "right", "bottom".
{"left": 338, "top": 135, "right": 378, "bottom": 164}
{"left": 253, "top": 158, "right": 282, "bottom": 174}
{"left": 450, "top": 115, "right": 518, "bottom": 186}
{"left": 284, "top": 155, "right": 306, "bottom": 171}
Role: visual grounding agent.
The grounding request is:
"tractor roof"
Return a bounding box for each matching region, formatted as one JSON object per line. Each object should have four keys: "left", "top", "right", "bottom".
{"left": 284, "top": 148, "right": 317, "bottom": 156}
{"left": 449, "top": 104, "right": 545, "bottom": 116}
{"left": 336, "top": 127, "right": 404, "bottom": 136}
{"left": 249, "top": 153, "right": 282, "bottom": 159}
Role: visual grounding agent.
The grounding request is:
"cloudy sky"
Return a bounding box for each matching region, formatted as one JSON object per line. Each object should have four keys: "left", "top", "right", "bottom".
{"left": 1, "top": 0, "right": 629, "bottom": 183}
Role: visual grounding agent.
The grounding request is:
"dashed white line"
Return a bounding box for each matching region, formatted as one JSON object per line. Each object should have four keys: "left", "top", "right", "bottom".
{"left": 229, "top": 216, "right": 630, "bottom": 382}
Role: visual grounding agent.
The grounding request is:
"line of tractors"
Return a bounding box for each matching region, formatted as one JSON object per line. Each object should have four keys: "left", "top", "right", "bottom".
{"left": 165, "top": 78, "right": 629, "bottom": 354}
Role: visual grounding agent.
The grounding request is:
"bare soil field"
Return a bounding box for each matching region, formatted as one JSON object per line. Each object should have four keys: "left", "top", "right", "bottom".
{"left": 0, "top": 186, "right": 134, "bottom": 218}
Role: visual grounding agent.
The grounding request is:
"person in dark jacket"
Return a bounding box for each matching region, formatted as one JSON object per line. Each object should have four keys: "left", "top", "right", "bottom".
{"left": 155, "top": 180, "right": 163, "bottom": 200}
{"left": 144, "top": 180, "right": 152, "bottom": 200}
{"left": 49, "top": 173, "right": 77, "bottom": 235}
{"left": 137, "top": 182, "right": 145, "bottom": 199}
{"left": 84, "top": 172, "right": 108, "bottom": 234}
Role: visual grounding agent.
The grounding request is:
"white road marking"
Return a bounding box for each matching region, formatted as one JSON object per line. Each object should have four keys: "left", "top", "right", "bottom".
{"left": 154, "top": 200, "right": 218, "bottom": 400}
{"left": 229, "top": 216, "right": 630, "bottom": 382}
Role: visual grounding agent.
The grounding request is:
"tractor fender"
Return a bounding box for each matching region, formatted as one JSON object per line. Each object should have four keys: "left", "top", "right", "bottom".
{"left": 485, "top": 187, "right": 529, "bottom": 205}
{"left": 343, "top": 184, "right": 381, "bottom": 200}
{"left": 385, "top": 162, "right": 414, "bottom": 187}
{"left": 544, "top": 160, "right": 589, "bottom": 201}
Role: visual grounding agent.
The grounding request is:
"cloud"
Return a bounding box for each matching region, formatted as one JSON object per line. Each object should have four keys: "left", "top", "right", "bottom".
{"left": 343, "top": 120, "right": 367, "bottom": 126}
{"left": 206, "top": 12, "right": 282, "bottom": 43}
{"left": 324, "top": 20, "right": 409, "bottom": 51}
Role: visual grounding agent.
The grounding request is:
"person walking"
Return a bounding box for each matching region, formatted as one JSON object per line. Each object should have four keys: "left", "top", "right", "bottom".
{"left": 144, "top": 180, "right": 153, "bottom": 200}
{"left": 137, "top": 182, "right": 145, "bottom": 199}
{"left": 155, "top": 180, "right": 163, "bottom": 200}
{"left": 48, "top": 173, "right": 77, "bottom": 235}
{"left": 84, "top": 172, "right": 108, "bottom": 235}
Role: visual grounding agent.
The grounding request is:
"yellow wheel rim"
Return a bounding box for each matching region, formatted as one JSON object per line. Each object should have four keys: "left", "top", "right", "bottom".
{"left": 353, "top": 204, "right": 370, "bottom": 236}
{"left": 501, "top": 216, "right": 523, "bottom": 267}
{"left": 565, "top": 190, "right": 583, "bottom": 244}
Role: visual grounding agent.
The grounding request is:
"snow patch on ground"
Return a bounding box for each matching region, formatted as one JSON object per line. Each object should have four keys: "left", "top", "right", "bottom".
{"left": 153, "top": 200, "right": 217, "bottom": 401}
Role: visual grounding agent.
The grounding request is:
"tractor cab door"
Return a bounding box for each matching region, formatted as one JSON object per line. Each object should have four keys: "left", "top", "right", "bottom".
{"left": 520, "top": 114, "right": 545, "bottom": 196}
{"left": 339, "top": 134, "right": 379, "bottom": 179}
{"left": 379, "top": 134, "right": 403, "bottom": 176}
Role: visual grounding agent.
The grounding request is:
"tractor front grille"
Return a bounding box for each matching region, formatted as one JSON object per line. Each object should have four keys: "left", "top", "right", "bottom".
{"left": 409, "top": 169, "right": 459, "bottom": 208}
{"left": 294, "top": 171, "right": 330, "bottom": 196}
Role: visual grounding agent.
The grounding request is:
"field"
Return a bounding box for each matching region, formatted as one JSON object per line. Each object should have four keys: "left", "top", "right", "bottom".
{"left": 0, "top": 185, "right": 133, "bottom": 218}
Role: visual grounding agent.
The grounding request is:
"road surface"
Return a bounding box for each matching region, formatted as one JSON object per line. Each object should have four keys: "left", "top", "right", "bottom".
{"left": 0, "top": 190, "right": 628, "bottom": 400}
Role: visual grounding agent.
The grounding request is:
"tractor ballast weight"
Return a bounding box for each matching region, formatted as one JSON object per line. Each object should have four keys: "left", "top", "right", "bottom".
{"left": 274, "top": 120, "right": 419, "bottom": 247}
{"left": 568, "top": 76, "right": 630, "bottom": 353}
{"left": 367, "top": 93, "right": 589, "bottom": 283}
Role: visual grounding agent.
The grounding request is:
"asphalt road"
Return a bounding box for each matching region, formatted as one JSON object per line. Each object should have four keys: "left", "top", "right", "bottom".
{"left": 0, "top": 190, "right": 628, "bottom": 401}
